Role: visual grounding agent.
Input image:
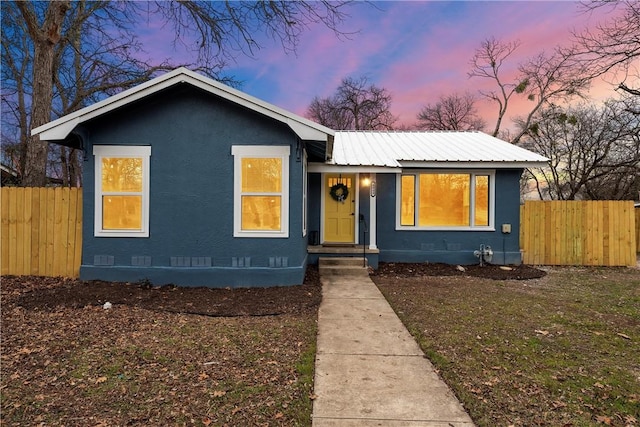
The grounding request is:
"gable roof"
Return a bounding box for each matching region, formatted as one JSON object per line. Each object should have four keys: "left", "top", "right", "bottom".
{"left": 330, "top": 131, "right": 549, "bottom": 169}
{"left": 31, "top": 67, "right": 334, "bottom": 144}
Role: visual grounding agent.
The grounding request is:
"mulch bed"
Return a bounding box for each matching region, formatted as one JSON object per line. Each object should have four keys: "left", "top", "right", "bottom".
{"left": 2, "top": 263, "right": 544, "bottom": 317}
{"left": 4, "top": 266, "right": 322, "bottom": 317}
{"left": 372, "top": 262, "right": 547, "bottom": 280}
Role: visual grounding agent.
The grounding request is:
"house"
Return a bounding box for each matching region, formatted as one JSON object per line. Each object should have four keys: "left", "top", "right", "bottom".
{"left": 1, "top": 164, "right": 19, "bottom": 186}
{"left": 32, "top": 68, "right": 548, "bottom": 287}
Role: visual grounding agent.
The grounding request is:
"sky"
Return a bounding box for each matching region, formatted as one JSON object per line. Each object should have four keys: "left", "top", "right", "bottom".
{"left": 143, "top": 1, "right": 631, "bottom": 131}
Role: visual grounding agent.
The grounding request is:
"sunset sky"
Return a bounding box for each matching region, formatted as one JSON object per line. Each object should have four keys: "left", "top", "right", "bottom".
{"left": 145, "top": 1, "right": 629, "bottom": 130}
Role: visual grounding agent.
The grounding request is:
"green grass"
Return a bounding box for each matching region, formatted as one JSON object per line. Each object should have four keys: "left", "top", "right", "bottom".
{"left": 374, "top": 266, "right": 640, "bottom": 426}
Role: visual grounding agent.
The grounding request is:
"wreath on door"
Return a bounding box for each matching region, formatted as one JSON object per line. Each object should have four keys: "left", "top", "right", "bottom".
{"left": 329, "top": 183, "right": 349, "bottom": 203}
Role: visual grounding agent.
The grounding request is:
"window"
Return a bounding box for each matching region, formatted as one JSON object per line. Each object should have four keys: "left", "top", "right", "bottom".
{"left": 397, "top": 171, "right": 494, "bottom": 230}
{"left": 93, "top": 145, "right": 150, "bottom": 237}
{"left": 232, "top": 146, "right": 289, "bottom": 238}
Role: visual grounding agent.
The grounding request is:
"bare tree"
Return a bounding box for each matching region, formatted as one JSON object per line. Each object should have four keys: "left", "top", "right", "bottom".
{"left": 468, "top": 37, "right": 524, "bottom": 137}
{"left": 416, "top": 92, "right": 486, "bottom": 131}
{"left": 469, "top": 37, "right": 591, "bottom": 144}
{"left": 510, "top": 50, "right": 592, "bottom": 144}
{"left": 2, "top": 0, "right": 355, "bottom": 186}
{"left": 572, "top": 1, "right": 640, "bottom": 99}
{"left": 520, "top": 97, "right": 640, "bottom": 200}
{"left": 307, "top": 76, "right": 397, "bottom": 130}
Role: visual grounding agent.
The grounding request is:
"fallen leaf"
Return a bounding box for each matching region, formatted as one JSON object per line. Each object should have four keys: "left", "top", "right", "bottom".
{"left": 535, "top": 330, "right": 550, "bottom": 336}
{"left": 198, "top": 372, "right": 209, "bottom": 381}
{"left": 95, "top": 376, "right": 107, "bottom": 384}
{"left": 202, "top": 417, "right": 212, "bottom": 426}
{"left": 616, "top": 333, "right": 631, "bottom": 340}
{"left": 596, "top": 415, "right": 612, "bottom": 425}
{"left": 274, "top": 412, "right": 283, "bottom": 419}
{"left": 212, "top": 390, "right": 226, "bottom": 398}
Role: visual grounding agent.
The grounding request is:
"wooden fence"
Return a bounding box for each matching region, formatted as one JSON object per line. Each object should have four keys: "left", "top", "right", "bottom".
{"left": 520, "top": 200, "right": 637, "bottom": 267}
{"left": 636, "top": 207, "right": 640, "bottom": 253}
{"left": 1, "top": 187, "right": 82, "bottom": 278}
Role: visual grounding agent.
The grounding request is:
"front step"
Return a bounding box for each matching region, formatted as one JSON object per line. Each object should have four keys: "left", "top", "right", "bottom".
{"left": 318, "top": 257, "right": 369, "bottom": 277}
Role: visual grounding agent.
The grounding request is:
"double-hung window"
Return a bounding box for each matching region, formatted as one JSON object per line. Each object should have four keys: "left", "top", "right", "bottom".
{"left": 93, "top": 145, "right": 151, "bottom": 237}
{"left": 232, "top": 146, "right": 289, "bottom": 238}
{"left": 397, "top": 171, "right": 494, "bottom": 230}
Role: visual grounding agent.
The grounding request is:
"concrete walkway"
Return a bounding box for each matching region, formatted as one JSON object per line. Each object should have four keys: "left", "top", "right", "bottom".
{"left": 312, "top": 262, "right": 475, "bottom": 426}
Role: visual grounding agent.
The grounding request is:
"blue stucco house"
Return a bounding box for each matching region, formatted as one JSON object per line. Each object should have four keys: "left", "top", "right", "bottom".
{"left": 32, "top": 68, "right": 548, "bottom": 287}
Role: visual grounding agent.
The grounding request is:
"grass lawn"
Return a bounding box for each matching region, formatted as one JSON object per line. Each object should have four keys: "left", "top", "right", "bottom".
{"left": 373, "top": 266, "right": 640, "bottom": 427}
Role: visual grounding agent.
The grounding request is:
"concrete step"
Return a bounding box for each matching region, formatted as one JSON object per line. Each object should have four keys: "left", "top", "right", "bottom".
{"left": 319, "top": 257, "right": 367, "bottom": 267}
{"left": 319, "top": 257, "right": 369, "bottom": 277}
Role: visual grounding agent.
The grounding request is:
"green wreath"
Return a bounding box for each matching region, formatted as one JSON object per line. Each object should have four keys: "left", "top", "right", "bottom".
{"left": 330, "top": 183, "right": 349, "bottom": 203}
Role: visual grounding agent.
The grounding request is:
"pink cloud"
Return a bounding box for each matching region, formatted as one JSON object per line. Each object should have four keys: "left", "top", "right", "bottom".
{"left": 133, "top": 2, "right": 630, "bottom": 132}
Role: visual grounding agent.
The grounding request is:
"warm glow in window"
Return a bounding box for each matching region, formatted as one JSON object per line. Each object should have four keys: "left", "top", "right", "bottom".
{"left": 102, "top": 158, "right": 142, "bottom": 192}
{"left": 419, "top": 174, "right": 469, "bottom": 227}
{"left": 241, "top": 196, "right": 281, "bottom": 230}
{"left": 232, "top": 146, "right": 289, "bottom": 238}
{"left": 102, "top": 196, "right": 142, "bottom": 229}
{"left": 241, "top": 158, "right": 282, "bottom": 192}
{"left": 93, "top": 145, "right": 150, "bottom": 237}
{"left": 240, "top": 157, "right": 282, "bottom": 231}
{"left": 399, "top": 172, "right": 492, "bottom": 229}
{"left": 475, "top": 175, "right": 489, "bottom": 226}
{"left": 101, "top": 157, "right": 144, "bottom": 231}
{"left": 400, "top": 175, "right": 415, "bottom": 226}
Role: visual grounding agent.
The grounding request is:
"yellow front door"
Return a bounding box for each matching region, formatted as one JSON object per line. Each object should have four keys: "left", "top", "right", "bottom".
{"left": 324, "top": 174, "right": 356, "bottom": 243}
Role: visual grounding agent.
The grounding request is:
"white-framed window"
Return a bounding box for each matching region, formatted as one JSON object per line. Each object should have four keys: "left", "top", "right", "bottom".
{"left": 232, "top": 145, "right": 289, "bottom": 238}
{"left": 93, "top": 145, "right": 151, "bottom": 237}
{"left": 396, "top": 170, "right": 495, "bottom": 231}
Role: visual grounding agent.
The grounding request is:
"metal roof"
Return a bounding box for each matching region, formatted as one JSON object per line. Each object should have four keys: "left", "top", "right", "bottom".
{"left": 330, "top": 131, "right": 549, "bottom": 169}
{"left": 32, "top": 67, "right": 334, "bottom": 143}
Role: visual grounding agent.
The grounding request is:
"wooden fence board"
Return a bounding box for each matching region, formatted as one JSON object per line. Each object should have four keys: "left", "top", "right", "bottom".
{"left": 0, "top": 187, "right": 82, "bottom": 277}
{"left": 521, "top": 200, "right": 636, "bottom": 267}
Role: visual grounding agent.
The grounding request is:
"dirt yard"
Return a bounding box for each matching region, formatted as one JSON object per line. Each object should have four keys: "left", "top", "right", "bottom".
{"left": 1, "top": 268, "right": 322, "bottom": 426}
{"left": 3, "top": 262, "right": 637, "bottom": 426}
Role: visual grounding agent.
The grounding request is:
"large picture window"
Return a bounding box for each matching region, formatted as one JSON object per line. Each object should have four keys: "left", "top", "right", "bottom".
{"left": 93, "top": 145, "right": 151, "bottom": 237}
{"left": 232, "top": 146, "right": 289, "bottom": 238}
{"left": 397, "top": 171, "right": 494, "bottom": 230}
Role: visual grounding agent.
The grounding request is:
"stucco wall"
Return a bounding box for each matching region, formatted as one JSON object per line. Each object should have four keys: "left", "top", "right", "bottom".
{"left": 375, "top": 170, "right": 524, "bottom": 265}
{"left": 79, "top": 85, "right": 308, "bottom": 287}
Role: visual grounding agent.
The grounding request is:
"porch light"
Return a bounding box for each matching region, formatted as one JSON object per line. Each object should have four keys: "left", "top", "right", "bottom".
{"left": 362, "top": 176, "right": 371, "bottom": 187}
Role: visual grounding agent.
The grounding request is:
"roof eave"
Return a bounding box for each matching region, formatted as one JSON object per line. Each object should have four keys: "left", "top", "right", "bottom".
{"left": 399, "top": 160, "right": 549, "bottom": 169}
{"left": 31, "top": 67, "right": 332, "bottom": 143}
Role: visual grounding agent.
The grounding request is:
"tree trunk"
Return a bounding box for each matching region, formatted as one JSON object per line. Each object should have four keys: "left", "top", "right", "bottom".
{"left": 19, "top": 1, "right": 70, "bottom": 187}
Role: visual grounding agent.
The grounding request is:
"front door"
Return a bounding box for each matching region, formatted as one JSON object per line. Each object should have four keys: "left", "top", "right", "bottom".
{"left": 323, "top": 174, "right": 356, "bottom": 243}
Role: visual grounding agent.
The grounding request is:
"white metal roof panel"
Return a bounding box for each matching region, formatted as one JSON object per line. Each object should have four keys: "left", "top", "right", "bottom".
{"left": 330, "top": 131, "right": 548, "bottom": 168}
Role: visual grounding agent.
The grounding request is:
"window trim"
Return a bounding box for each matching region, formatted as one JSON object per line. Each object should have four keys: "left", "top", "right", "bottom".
{"left": 232, "top": 145, "right": 290, "bottom": 238}
{"left": 93, "top": 145, "right": 151, "bottom": 238}
{"left": 302, "top": 149, "right": 308, "bottom": 237}
{"left": 395, "top": 170, "right": 495, "bottom": 231}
